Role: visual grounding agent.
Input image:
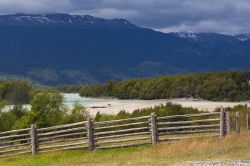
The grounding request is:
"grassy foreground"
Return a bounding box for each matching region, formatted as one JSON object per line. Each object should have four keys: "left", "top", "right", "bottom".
{"left": 0, "top": 132, "right": 249, "bottom": 166}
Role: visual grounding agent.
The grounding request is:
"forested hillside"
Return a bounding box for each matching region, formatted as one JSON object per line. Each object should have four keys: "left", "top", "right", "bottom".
{"left": 80, "top": 71, "right": 250, "bottom": 101}
{"left": 1, "top": 14, "right": 250, "bottom": 85}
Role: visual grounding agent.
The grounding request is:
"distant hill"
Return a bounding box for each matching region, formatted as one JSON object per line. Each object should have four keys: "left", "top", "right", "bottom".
{"left": 0, "top": 14, "right": 250, "bottom": 85}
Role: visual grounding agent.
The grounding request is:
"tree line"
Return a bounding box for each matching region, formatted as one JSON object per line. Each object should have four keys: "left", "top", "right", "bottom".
{"left": 80, "top": 71, "right": 250, "bottom": 101}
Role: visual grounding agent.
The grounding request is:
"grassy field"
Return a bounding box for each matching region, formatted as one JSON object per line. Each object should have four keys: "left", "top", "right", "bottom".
{"left": 0, "top": 132, "right": 249, "bottom": 166}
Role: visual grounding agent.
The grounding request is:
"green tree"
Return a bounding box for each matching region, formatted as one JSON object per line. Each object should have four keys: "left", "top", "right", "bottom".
{"left": 30, "top": 92, "right": 66, "bottom": 127}
{"left": 0, "top": 100, "right": 7, "bottom": 110}
{"left": 0, "top": 112, "right": 17, "bottom": 132}
{"left": 0, "top": 83, "right": 7, "bottom": 99}
{"left": 66, "top": 101, "right": 89, "bottom": 123}
{"left": 10, "top": 104, "right": 27, "bottom": 118}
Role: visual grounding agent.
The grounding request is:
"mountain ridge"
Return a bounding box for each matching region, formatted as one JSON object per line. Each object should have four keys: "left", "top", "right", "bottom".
{"left": 0, "top": 14, "right": 250, "bottom": 85}
{"left": 0, "top": 13, "right": 138, "bottom": 29}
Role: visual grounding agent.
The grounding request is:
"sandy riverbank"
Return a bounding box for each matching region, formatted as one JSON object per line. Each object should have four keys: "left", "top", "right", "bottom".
{"left": 86, "top": 98, "right": 250, "bottom": 115}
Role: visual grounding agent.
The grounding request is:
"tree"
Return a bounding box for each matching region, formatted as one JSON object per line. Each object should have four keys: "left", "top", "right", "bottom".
{"left": 0, "top": 112, "right": 17, "bottom": 132}
{"left": 4, "top": 80, "right": 32, "bottom": 104}
{"left": 30, "top": 92, "right": 66, "bottom": 127}
{"left": 0, "top": 100, "right": 7, "bottom": 110}
{"left": 66, "top": 101, "right": 89, "bottom": 123}
{"left": 10, "top": 104, "right": 27, "bottom": 118}
{"left": 0, "top": 83, "right": 7, "bottom": 100}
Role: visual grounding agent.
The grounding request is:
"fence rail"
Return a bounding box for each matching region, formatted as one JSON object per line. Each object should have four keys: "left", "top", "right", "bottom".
{"left": 36, "top": 121, "right": 88, "bottom": 154}
{"left": 0, "top": 110, "right": 249, "bottom": 158}
{"left": 0, "top": 127, "right": 31, "bottom": 158}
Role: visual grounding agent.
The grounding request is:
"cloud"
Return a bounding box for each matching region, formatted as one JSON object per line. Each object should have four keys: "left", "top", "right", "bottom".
{"left": 0, "top": 0, "right": 73, "bottom": 13}
{"left": 157, "top": 20, "right": 250, "bottom": 34}
{"left": 73, "top": 8, "right": 140, "bottom": 19}
{"left": 0, "top": 0, "right": 250, "bottom": 34}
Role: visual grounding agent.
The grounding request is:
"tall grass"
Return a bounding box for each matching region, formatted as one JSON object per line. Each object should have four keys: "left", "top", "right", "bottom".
{"left": 0, "top": 132, "right": 249, "bottom": 166}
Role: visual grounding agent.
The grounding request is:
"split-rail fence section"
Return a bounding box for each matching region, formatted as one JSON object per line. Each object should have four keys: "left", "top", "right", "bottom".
{"left": 0, "top": 109, "right": 249, "bottom": 158}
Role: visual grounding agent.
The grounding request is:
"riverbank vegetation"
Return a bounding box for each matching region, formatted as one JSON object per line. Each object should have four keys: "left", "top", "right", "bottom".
{"left": 0, "top": 93, "right": 201, "bottom": 132}
{"left": 1, "top": 90, "right": 249, "bottom": 133}
{"left": 0, "top": 81, "right": 205, "bottom": 132}
{"left": 1, "top": 71, "right": 250, "bottom": 106}
{"left": 1, "top": 71, "right": 250, "bottom": 132}
{"left": 94, "top": 103, "right": 200, "bottom": 122}
{"left": 0, "top": 92, "right": 89, "bottom": 132}
{"left": 80, "top": 71, "right": 250, "bottom": 101}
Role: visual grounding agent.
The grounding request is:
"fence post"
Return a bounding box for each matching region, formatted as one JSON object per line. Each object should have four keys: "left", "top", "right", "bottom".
{"left": 236, "top": 112, "right": 240, "bottom": 135}
{"left": 219, "top": 108, "right": 225, "bottom": 138}
{"left": 225, "top": 111, "right": 231, "bottom": 135}
{"left": 30, "top": 124, "right": 38, "bottom": 155}
{"left": 246, "top": 113, "right": 249, "bottom": 130}
{"left": 150, "top": 113, "right": 158, "bottom": 144}
{"left": 87, "top": 117, "right": 95, "bottom": 150}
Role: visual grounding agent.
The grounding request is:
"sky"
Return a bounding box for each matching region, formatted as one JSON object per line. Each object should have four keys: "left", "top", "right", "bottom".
{"left": 0, "top": 0, "right": 250, "bottom": 34}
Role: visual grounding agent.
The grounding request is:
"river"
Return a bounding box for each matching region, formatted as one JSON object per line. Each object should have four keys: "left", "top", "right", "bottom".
{"left": 2, "top": 93, "right": 250, "bottom": 115}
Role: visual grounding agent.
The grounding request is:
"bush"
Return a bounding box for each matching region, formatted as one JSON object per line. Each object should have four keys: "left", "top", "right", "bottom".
{"left": 0, "top": 93, "right": 91, "bottom": 131}
{"left": 94, "top": 103, "right": 200, "bottom": 122}
{"left": 64, "top": 101, "right": 89, "bottom": 123}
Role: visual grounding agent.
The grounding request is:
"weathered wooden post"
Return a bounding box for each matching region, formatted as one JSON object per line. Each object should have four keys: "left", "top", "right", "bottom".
{"left": 236, "top": 112, "right": 240, "bottom": 135}
{"left": 87, "top": 117, "right": 95, "bottom": 150}
{"left": 225, "top": 111, "right": 231, "bottom": 135}
{"left": 150, "top": 113, "right": 158, "bottom": 144}
{"left": 30, "top": 124, "right": 38, "bottom": 155}
{"left": 220, "top": 108, "right": 225, "bottom": 138}
{"left": 246, "top": 113, "right": 249, "bottom": 130}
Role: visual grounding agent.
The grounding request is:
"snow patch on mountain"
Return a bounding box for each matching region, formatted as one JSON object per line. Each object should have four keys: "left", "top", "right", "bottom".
{"left": 234, "top": 34, "right": 250, "bottom": 41}
{"left": 177, "top": 32, "right": 198, "bottom": 39}
{"left": 14, "top": 15, "right": 50, "bottom": 24}
{"left": 169, "top": 32, "right": 200, "bottom": 41}
{"left": 0, "top": 14, "right": 136, "bottom": 28}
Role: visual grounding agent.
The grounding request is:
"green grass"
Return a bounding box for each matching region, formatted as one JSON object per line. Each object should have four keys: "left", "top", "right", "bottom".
{"left": 0, "top": 132, "right": 250, "bottom": 166}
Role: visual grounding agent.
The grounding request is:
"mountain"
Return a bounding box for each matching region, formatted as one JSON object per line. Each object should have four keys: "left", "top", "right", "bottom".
{"left": 0, "top": 14, "right": 250, "bottom": 85}
{"left": 0, "top": 14, "right": 137, "bottom": 29}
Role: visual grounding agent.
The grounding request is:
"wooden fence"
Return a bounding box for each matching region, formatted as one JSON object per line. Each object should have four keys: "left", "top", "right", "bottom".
{"left": 0, "top": 110, "right": 248, "bottom": 158}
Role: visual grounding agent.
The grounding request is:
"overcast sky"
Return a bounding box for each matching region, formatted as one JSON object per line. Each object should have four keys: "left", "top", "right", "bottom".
{"left": 0, "top": 0, "right": 250, "bottom": 34}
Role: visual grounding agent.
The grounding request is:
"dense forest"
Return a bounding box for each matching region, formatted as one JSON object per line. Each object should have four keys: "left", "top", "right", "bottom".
{"left": 80, "top": 71, "right": 250, "bottom": 101}
{"left": 0, "top": 80, "right": 32, "bottom": 105}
